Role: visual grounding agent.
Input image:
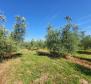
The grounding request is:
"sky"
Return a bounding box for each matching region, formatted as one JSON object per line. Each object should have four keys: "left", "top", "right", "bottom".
{"left": 0, "top": 0, "right": 91, "bottom": 41}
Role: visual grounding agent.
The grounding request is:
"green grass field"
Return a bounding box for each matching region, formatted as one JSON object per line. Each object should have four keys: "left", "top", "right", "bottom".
{"left": 1, "top": 49, "right": 91, "bottom": 84}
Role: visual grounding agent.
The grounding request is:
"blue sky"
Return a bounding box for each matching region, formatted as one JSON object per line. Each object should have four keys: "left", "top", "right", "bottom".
{"left": 0, "top": 0, "right": 91, "bottom": 41}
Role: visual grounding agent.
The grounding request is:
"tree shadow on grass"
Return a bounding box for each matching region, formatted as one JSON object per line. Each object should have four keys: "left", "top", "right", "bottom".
{"left": 74, "top": 56, "right": 91, "bottom": 62}
{"left": 0, "top": 53, "right": 22, "bottom": 63}
{"left": 36, "top": 50, "right": 63, "bottom": 59}
{"left": 74, "top": 63, "right": 91, "bottom": 76}
{"left": 77, "top": 51, "right": 91, "bottom": 55}
{"left": 37, "top": 50, "right": 91, "bottom": 76}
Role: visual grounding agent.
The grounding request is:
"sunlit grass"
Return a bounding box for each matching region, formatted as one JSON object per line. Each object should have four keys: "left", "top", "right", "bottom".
{"left": 5, "top": 50, "right": 91, "bottom": 84}
{"left": 74, "top": 50, "right": 91, "bottom": 59}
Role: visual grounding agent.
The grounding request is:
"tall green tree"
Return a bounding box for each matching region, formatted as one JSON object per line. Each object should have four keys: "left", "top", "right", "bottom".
{"left": 0, "top": 12, "right": 16, "bottom": 59}
{"left": 61, "top": 16, "right": 79, "bottom": 54}
{"left": 11, "top": 16, "right": 26, "bottom": 42}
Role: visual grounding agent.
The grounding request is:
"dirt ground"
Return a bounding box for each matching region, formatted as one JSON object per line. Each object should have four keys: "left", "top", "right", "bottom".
{"left": 65, "top": 56, "right": 91, "bottom": 69}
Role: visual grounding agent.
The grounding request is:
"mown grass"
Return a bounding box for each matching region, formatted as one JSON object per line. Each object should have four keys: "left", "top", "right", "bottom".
{"left": 5, "top": 49, "right": 91, "bottom": 84}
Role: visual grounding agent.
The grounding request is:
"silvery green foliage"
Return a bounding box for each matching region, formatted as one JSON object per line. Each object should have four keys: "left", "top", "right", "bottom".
{"left": 46, "top": 25, "right": 61, "bottom": 54}
{"left": 61, "top": 16, "right": 79, "bottom": 54}
{"left": 11, "top": 16, "right": 26, "bottom": 42}
{"left": 0, "top": 12, "right": 17, "bottom": 59}
{"left": 46, "top": 17, "right": 79, "bottom": 55}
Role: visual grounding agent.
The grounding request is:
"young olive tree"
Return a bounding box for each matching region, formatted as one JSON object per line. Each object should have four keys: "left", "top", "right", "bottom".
{"left": 46, "top": 25, "right": 61, "bottom": 55}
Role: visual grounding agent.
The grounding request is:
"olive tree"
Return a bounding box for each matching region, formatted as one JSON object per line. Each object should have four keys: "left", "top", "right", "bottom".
{"left": 46, "top": 16, "right": 79, "bottom": 56}
{"left": 0, "top": 12, "right": 17, "bottom": 60}
{"left": 46, "top": 25, "right": 61, "bottom": 55}
{"left": 11, "top": 16, "right": 26, "bottom": 42}
{"left": 61, "top": 16, "right": 79, "bottom": 54}
{"left": 81, "top": 35, "right": 91, "bottom": 50}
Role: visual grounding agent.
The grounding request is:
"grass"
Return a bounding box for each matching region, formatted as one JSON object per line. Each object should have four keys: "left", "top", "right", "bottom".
{"left": 1, "top": 49, "right": 91, "bottom": 84}
{"left": 74, "top": 50, "right": 91, "bottom": 61}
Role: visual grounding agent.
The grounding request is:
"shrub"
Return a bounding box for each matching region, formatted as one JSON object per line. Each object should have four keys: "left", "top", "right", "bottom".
{"left": 0, "top": 38, "right": 17, "bottom": 59}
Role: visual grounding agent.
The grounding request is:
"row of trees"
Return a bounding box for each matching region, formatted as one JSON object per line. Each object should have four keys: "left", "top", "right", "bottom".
{"left": 0, "top": 11, "right": 91, "bottom": 58}
{"left": 23, "top": 16, "right": 91, "bottom": 57}
{"left": 23, "top": 39, "right": 46, "bottom": 50}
